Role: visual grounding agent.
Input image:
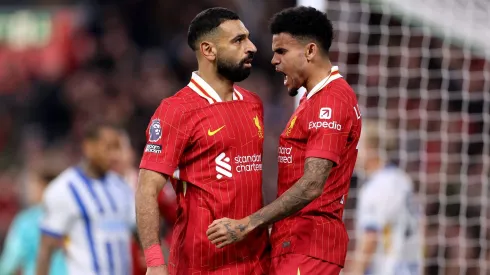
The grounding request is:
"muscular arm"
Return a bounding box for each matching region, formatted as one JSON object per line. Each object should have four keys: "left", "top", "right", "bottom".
{"left": 36, "top": 234, "right": 63, "bottom": 275}
{"left": 135, "top": 169, "right": 167, "bottom": 250}
{"left": 207, "top": 157, "right": 334, "bottom": 247}
{"left": 247, "top": 157, "right": 333, "bottom": 228}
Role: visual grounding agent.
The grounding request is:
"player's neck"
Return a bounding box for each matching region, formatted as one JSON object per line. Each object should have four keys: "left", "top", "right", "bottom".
{"left": 196, "top": 69, "right": 234, "bottom": 102}
{"left": 305, "top": 59, "right": 333, "bottom": 93}
{"left": 80, "top": 161, "right": 106, "bottom": 179}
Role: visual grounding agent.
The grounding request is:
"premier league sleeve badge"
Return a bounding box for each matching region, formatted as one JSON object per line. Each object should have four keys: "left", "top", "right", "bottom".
{"left": 148, "top": 119, "right": 162, "bottom": 142}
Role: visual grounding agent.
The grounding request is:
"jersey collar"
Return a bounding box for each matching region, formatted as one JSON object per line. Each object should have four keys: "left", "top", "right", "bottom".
{"left": 306, "top": 66, "right": 343, "bottom": 100}
{"left": 187, "top": 72, "right": 243, "bottom": 104}
{"left": 75, "top": 165, "right": 107, "bottom": 182}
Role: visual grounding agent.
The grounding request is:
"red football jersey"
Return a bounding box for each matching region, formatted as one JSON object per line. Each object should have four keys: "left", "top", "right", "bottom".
{"left": 271, "top": 66, "right": 362, "bottom": 267}
{"left": 140, "top": 72, "right": 270, "bottom": 275}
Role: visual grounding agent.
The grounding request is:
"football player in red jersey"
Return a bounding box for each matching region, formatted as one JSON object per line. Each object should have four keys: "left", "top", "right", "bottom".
{"left": 207, "top": 6, "right": 362, "bottom": 275}
{"left": 136, "top": 7, "right": 270, "bottom": 275}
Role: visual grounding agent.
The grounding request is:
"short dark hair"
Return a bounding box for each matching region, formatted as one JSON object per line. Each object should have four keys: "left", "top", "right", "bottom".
{"left": 83, "top": 121, "right": 122, "bottom": 141}
{"left": 187, "top": 7, "right": 240, "bottom": 51}
{"left": 269, "top": 6, "right": 334, "bottom": 54}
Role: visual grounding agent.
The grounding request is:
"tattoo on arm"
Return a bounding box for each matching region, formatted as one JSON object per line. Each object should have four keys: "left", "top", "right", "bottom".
{"left": 135, "top": 169, "right": 167, "bottom": 249}
{"left": 236, "top": 224, "right": 247, "bottom": 232}
{"left": 248, "top": 157, "right": 334, "bottom": 229}
{"left": 223, "top": 222, "right": 238, "bottom": 241}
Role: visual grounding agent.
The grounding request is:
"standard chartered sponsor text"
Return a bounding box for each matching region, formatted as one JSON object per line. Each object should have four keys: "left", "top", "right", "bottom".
{"left": 278, "top": 146, "right": 293, "bottom": 164}
{"left": 235, "top": 154, "right": 262, "bottom": 172}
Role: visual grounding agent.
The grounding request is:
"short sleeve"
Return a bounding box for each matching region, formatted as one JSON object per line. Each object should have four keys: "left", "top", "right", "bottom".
{"left": 40, "top": 183, "right": 74, "bottom": 237}
{"left": 139, "top": 100, "right": 191, "bottom": 177}
{"left": 305, "top": 95, "right": 353, "bottom": 165}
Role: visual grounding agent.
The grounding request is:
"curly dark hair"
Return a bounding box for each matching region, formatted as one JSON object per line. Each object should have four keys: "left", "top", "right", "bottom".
{"left": 269, "top": 6, "right": 334, "bottom": 54}
{"left": 187, "top": 7, "right": 240, "bottom": 51}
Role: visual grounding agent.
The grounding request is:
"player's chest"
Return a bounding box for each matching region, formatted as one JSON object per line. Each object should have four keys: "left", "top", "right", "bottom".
{"left": 190, "top": 103, "right": 264, "bottom": 148}
{"left": 280, "top": 101, "right": 310, "bottom": 144}
{"left": 276, "top": 103, "right": 310, "bottom": 168}
{"left": 74, "top": 184, "right": 129, "bottom": 231}
{"left": 79, "top": 207, "right": 129, "bottom": 237}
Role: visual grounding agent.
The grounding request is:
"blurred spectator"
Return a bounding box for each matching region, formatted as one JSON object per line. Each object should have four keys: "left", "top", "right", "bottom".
{"left": 349, "top": 119, "right": 423, "bottom": 275}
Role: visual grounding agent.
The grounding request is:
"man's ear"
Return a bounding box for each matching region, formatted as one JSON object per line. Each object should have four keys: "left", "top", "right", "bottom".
{"left": 200, "top": 41, "right": 217, "bottom": 61}
{"left": 305, "top": 42, "right": 318, "bottom": 62}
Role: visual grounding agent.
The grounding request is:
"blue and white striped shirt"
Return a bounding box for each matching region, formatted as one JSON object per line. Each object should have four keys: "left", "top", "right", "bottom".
{"left": 41, "top": 166, "right": 136, "bottom": 275}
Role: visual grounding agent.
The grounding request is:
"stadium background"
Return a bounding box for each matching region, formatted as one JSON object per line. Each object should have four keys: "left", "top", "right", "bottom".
{"left": 0, "top": 0, "right": 488, "bottom": 274}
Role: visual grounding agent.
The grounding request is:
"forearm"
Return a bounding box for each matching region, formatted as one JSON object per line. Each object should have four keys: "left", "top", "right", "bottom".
{"left": 36, "top": 252, "right": 51, "bottom": 275}
{"left": 205, "top": 179, "right": 319, "bottom": 248}
{"left": 36, "top": 241, "right": 54, "bottom": 275}
{"left": 206, "top": 158, "right": 333, "bottom": 248}
{"left": 135, "top": 169, "right": 167, "bottom": 250}
{"left": 136, "top": 187, "right": 162, "bottom": 249}
{"left": 248, "top": 180, "right": 319, "bottom": 229}
{"left": 247, "top": 157, "right": 333, "bottom": 229}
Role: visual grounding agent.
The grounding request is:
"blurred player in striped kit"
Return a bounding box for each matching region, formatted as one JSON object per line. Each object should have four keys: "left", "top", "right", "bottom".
{"left": 36, "top": 122, "right": 137, "bottom": 275}
{"left": 351, "top": 119, "right": 424, "bottom": 275}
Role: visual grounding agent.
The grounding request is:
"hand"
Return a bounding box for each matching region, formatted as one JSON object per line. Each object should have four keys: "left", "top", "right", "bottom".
{"left": 206, "top": 217, "right": 253, "bottom": 248}
{"left": 146, "top": 265, "right": 169, "bottom": 275}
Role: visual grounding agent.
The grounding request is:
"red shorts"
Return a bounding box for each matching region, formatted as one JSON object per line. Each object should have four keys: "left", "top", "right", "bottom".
{"left": 168, "top": 259, "right": 270, "bottom": 275}
{"left": 270, "top": 254, "right": 342, "bottom": 275}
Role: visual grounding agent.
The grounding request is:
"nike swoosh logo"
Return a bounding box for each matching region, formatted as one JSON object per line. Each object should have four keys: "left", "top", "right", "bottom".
{"left": 208, "top": 125, "right": 225, "bottom": 136}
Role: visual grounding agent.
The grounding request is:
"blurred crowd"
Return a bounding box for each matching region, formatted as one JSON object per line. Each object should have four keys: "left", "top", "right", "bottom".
{"left": 0, "top": 0, "right": 488, "bottom": 274}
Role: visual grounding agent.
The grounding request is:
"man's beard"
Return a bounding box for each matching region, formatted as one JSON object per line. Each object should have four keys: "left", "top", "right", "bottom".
{"left": 217, "top": 56, "right": 252, "bottom": 82}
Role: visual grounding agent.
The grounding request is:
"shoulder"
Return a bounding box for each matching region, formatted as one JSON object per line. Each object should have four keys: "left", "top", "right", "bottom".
{"left": 106, "top": 172, "right": 133, "bottom": 194}
{"left": 155, "top": 86, "right": 208, "bottom": 114}
{"left": 44, "top": 168, "right": 76, "bottom": 197}
{"left": 105, "top": 171, "right": 125, "bottom": 183}
{"left": 234, "top": 86, "right": 263, "bottom": 105}
{"left": 390, "top": 167, "right": 414, "bottom": 191}
{"left": 374, "top": 166, "right": 412, "bottom": 186}
{"left": 367, "top": 166, "right": 412, "bottom": 197}
{"left": 42, "top": 168, "right": 79, "bottom": 209}
{"left": 327, "top": 78, "right": 356, "bottom": 96}
{"left": 314, "top": 78, "right": 357, "bottom": 106}
{"left": 306, "top": 79, "right": 358, "bottom": 123}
